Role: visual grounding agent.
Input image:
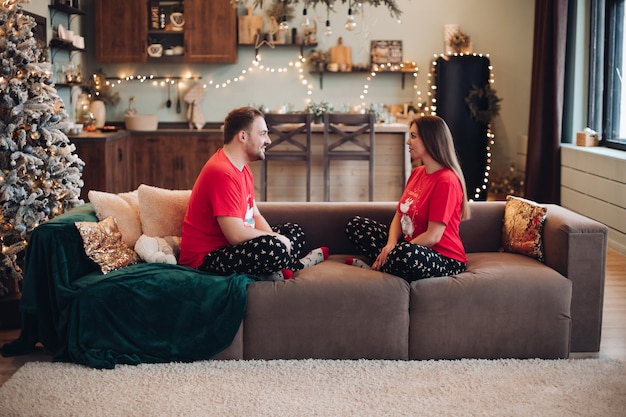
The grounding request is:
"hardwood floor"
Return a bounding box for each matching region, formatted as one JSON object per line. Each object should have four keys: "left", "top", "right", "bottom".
{"left": 1, "top": 248, "right": 625, "bottom": 387}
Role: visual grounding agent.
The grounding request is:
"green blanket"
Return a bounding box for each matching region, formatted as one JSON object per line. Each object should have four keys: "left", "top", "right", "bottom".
{"left": 2, "top": 204, "right": 253, "bottom": 369}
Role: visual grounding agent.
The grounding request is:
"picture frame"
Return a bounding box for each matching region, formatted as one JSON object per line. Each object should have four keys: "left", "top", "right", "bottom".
{"left": 370, "top": 40, "right": 403, "bottom": 66}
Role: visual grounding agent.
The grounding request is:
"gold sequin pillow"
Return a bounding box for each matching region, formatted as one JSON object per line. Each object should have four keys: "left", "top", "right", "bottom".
{"left": 502, "top": 195, "right": 548, "bottom": 261}
{"left": 75, "top": 216, "right": 139, "bottom": 274}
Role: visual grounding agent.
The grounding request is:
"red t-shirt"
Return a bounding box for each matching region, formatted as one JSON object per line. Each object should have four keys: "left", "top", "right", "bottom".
{"left": 397, "top": 166, "right": 467, "bottom": 263}
{"left": 179, "top": 149, "right": 256, "bottom": 268}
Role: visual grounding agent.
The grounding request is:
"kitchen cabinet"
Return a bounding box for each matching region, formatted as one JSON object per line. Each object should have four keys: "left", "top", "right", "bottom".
{"left": 94, "top": 0, "right": 236, "bottom": 64}
{"left": 130, "top": 132, "right": 222, "bottom": 190}
{"left": 94, "top": 0, "right": 147, "bottom": 63}
{"left": 184, "top": 0, "right": 237, "bottom": 63}
{"left": 72, "top": 130, "right": 223, "bottom": 196}
{"left": 72, "top": 132, "right": 132, "bottom": 201}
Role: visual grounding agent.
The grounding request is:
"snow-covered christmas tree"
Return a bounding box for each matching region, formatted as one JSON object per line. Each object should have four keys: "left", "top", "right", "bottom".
{"left": 0, "top": 0, "right": 84, "bottom": 296}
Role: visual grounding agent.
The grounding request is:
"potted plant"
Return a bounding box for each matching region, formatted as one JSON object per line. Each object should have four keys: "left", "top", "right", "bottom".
{"left": 306, "top": 100, "right": 333, "bottom": 123}
{"left": 307, "top": 49, "right": 329, "bottom": 73}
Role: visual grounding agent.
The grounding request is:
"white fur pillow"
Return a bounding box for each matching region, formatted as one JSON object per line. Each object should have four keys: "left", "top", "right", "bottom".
{"left": 137, "top": 184, "right": 191, "bottom": 237}
{"left": 88, "top": 190, "right": 141, "bottom": 248}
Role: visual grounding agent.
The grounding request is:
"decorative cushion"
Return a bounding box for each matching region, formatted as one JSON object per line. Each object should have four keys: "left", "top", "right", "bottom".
{"left": 502, "top": 195, "right": 548, "bottom": 261}
{"left": 88, "top": 190, "right": 141, "bottom": 248}
{"left": 75, "top": 216, "right": 139, "bottom": 274}
{"left": 137, "top": 184, "right": 191, "bottom": 237}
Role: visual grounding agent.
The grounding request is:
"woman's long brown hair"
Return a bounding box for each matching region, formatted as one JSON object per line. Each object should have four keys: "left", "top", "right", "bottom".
{"left": 411, "top": 116, "right": 471, "bottom": 220}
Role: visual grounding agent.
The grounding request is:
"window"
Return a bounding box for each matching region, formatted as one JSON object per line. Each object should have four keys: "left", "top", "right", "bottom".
{"left": 592, "top": 0, "right": 626, "bottom": 150}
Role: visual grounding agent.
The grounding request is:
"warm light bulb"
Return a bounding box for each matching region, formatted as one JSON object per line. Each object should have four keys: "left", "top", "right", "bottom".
{"left": 324, "top": 19, "right": 333, "bottom": 36}
{"left": 345, "top": 9, "right": 357, "bottom": 31}
{"left": 279, "top": 15, "right": 289, "bottom": 31}
{"left": 301, "top": 8, "right": 312, "bottom": 29}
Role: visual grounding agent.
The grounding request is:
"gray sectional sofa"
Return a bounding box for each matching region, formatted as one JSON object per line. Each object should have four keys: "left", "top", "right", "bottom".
{"left": 216, "top": 201, "right": 607, "bottom": 360}
{"left": 4, "top": 199, "right": 608, "bottom": 367}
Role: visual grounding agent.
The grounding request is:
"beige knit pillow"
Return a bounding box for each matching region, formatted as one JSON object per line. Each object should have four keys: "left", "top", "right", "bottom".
{"left": 88, "top": 190, "right": 141, "bottom": 248}
{"left": 137, "top": 184, "right": 191, "bottom": 237}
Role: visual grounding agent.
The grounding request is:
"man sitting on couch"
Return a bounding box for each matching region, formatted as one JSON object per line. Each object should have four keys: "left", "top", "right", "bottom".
{"left": 179, "top": 106, "right": 327, "bottom": 280}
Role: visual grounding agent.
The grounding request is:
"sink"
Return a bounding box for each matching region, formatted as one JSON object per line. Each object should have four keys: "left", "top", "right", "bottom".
{"left": 125, "top": 114, "right": 158, "bottom": 131}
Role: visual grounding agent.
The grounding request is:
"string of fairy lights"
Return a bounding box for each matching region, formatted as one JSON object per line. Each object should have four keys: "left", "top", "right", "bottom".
{"left": 103, "top": 50, "right": 421, "bottom": 112}
{"left": 102, "top": 50, "right": 495, "bottom": 201}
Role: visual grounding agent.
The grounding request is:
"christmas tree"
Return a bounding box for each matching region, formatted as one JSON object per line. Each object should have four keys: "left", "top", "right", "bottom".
{"left": 0, "top": 0, "right": 84, "bottom": 296}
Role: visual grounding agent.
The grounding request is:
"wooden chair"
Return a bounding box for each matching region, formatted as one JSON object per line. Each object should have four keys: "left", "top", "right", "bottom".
{"left": 323, "top": 112, "right": 375, "bottom": 202}
{"left": 260, "top": 113, "right": 313, "bottom": 201}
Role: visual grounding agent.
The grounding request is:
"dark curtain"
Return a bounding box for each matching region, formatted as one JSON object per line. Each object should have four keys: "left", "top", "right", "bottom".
{"left": 524, "top": 0, "right": 569, "bottom": 204}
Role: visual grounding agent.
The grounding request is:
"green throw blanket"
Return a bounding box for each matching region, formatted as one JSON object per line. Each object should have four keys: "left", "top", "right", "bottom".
{"left": 1, "top": 204, "right": 253, "bottom": 369}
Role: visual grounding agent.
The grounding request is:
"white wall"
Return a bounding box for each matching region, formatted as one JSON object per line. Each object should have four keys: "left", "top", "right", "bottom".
{"left": 24, "top": 0, "right": 535, "bottom": 171}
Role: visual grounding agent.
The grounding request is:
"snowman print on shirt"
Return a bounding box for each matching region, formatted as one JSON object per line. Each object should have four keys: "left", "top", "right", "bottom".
{"left": 400, "top": 197, "right": 414, "bottom": 238}
{"left": 244, "top": 194, "right": 255, "bottom": 228}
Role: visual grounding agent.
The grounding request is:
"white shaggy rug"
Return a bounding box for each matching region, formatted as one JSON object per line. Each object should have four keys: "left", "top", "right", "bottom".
{"left": 1, "top": 359, "right": 625, "bottom": 416}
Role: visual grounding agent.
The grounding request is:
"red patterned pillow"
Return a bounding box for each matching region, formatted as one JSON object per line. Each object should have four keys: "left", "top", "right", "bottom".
{"left": 502, "top": 195, "right": 548, "bottom": 261}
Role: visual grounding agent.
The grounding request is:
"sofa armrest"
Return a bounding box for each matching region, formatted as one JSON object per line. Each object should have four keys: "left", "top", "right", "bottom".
{"left": 542, "top": 204, "right": 608, "bottom": 352}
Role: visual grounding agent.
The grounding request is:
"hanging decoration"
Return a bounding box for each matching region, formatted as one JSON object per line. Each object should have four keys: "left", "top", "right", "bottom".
{"left": 464, "top": 83, "right": 502, "bottom": 125}
{"left": 230, "top": 0, "right": 403, "bottom": 20}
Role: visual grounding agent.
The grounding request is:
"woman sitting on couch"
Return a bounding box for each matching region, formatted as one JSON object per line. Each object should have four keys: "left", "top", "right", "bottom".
{"left": 345, "top": 115, "right": 470, "bottom": 282}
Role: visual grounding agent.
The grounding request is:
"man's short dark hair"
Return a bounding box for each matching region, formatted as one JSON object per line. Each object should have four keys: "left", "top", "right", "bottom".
{"left": 223, "top": 107, "right": 264, "bottom": 144}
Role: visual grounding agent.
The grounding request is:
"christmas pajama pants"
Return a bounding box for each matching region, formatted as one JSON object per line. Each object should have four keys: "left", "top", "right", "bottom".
{"left": 198, "top": 223, "right": 306, "bottom": 277}
{"left": 345, "top": 215, "right": 466, "bottom": 282}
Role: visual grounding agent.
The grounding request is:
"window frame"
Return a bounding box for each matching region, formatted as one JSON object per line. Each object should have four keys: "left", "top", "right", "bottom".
{"left": 593, "top": 0, "right": 626, "bottom": 150}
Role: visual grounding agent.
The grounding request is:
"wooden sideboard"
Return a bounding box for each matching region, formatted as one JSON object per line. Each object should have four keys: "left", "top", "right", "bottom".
{"left": 70, "top": 129, "right": 223, "bottom": 200}
{"left": 69, "top": 123, "right": 409, "bottom": 202}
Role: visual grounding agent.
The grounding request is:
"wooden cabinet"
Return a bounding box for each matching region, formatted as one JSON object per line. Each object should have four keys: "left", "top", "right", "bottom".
{"left": 185, "top": 0, "right": 237, "bottom": 63}
{"left": 94, "top": 0, "right": 236, "bottom": 64}
{"left": 72, "top": 132, "right": 132, "bottom": 200}
{"left": 130, "top": 132, "right": 222, "bottom": 190}
{"left": 94, "top": 0, "right": 147, "bottom": 63}
{"left": 73, "top": 131, "right": 222, "bottom": 194}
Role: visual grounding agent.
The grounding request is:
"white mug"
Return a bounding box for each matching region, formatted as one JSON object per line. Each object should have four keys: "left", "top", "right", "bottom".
{"left": 170, "top": 12, "right": 184, "bottom": 30}
{"left": 147, "top": 43, "right": 163, "bottom": 58}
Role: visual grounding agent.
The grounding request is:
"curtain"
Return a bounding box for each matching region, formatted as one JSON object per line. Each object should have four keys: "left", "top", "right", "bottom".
{"left": 524, "top": 0, "right": 569, "bottom": 204}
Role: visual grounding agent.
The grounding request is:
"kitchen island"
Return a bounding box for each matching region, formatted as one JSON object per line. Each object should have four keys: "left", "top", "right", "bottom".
{"left": 68, "top": 122, "right": 409, "bottom": 202}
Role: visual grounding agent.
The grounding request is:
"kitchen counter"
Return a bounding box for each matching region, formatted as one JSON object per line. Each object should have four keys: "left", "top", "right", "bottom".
{"left": 67, "top": 122, "right": 408, "bottom": 137}
{"left": 66, "top": 122, "right": 410, "bottom": 202}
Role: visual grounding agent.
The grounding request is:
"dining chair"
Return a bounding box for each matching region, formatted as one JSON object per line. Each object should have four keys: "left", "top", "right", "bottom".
{"left": 323, "top": 112, "right": 375, "bottom": 201}
{"left": 260, "top": 113, "right": 313, "bottom": 201}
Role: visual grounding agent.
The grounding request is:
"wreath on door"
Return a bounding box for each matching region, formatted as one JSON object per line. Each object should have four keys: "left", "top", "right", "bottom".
{"left": 465, "top": 84, "right": 502, "bottom": 124}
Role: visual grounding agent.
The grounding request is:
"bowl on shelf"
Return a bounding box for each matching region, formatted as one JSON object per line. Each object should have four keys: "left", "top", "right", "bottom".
{"left": 124, "top": 114, "right": 158, "bottom": 131}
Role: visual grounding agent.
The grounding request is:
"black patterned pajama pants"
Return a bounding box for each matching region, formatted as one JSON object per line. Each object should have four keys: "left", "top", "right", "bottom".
{"left": 198, "top": 223, "right": 306, "bottom": 276}
{"left": 345, "top": 215, "right": 466, "bottom": 282}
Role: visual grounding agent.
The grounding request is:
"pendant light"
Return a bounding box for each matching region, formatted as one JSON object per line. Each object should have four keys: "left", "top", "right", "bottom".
{"left": 324, "top": 7, "right": 332, "bottom": 37}
{"left": 301, "top": 2, "right": 312, "bottom": 29}
{"left": 279, "top": 0, "right": 289, "bottom": 31}
{"left": 345, "top": 1, "right": 357, "bottom": 31}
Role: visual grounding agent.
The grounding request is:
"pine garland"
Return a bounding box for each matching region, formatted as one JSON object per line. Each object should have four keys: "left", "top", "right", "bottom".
{"left": 0, "top": 0, "right": 85, "bottom": 294}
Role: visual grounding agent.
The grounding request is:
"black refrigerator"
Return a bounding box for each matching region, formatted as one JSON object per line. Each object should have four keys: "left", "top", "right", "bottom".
{"left": 434, "top": 55, "right": 491, "bottom": 201}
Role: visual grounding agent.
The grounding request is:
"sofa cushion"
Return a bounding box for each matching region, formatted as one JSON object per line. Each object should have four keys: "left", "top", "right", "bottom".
{"left": 137, "top": 184, "right": 191, "bottom": 237}
{"left": 88, "top": 190, "right": 141, "bottom": 248}
{"left": 75, "top": 216, "right": 139, "bottom": 274}
{"left": 408, "top": 252, "right": 572, "bottom": 360}
{"left": 243, "top": 259, "right": 410, "bottom": 360}
{"left": 502, "top": 195, "right": 547, "bottom": 261}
